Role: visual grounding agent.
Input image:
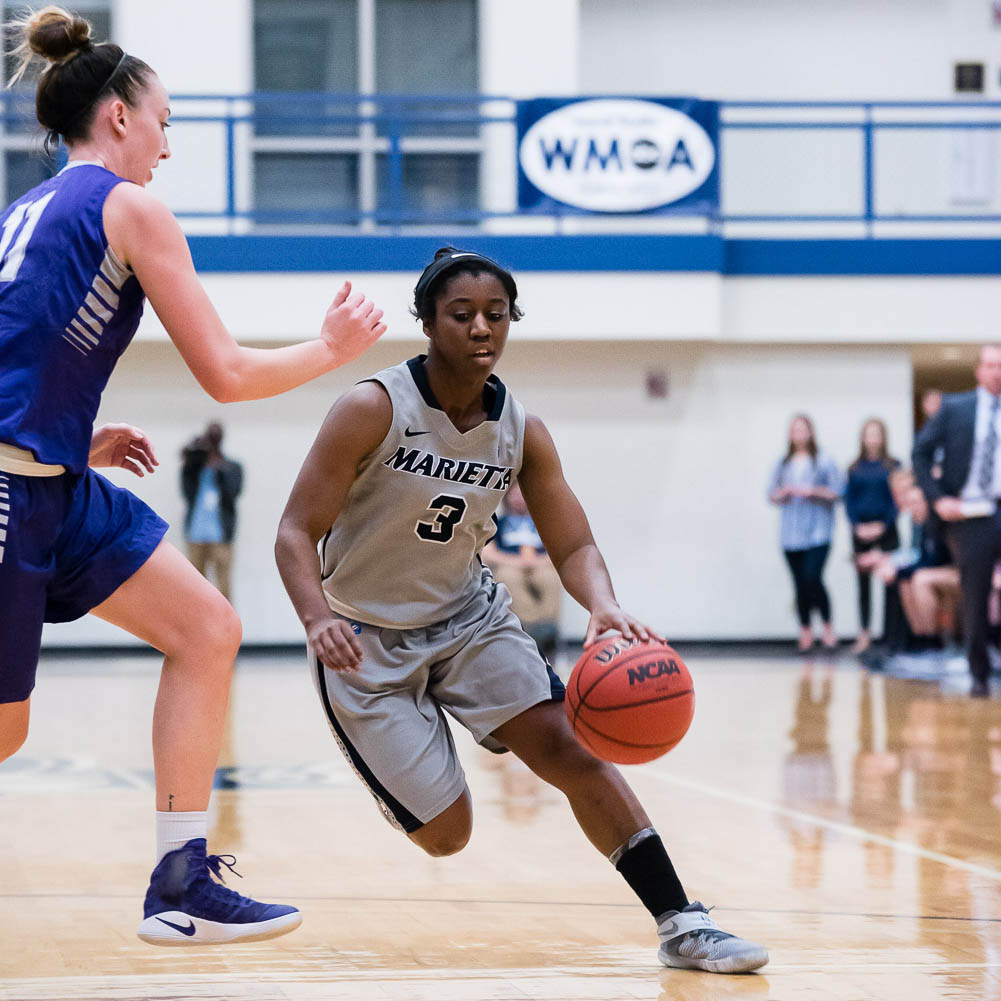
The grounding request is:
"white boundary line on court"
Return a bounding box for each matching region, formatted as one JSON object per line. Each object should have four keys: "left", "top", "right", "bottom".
{"left": 3, "top": 959, "right": 1000, "bottom": 994}
{"left": 644, "top": 770, "right": 1001, "bottom": 883}
{"left": 4, "top": 961, "right": 1000, "bottom": 995}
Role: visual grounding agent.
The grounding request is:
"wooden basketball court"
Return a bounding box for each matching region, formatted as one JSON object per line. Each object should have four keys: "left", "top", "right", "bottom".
{"left": 2, "top": 649, "right": 999, "bottom": 1000}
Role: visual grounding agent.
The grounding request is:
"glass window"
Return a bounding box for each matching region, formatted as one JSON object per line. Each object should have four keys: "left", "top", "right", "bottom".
{"left": 254, "top": 153, "right": 359, "bottom": 221}
{"left": 374, "top": 0, "right": 478, "bottom": 138}
{"left": 252, "top": 0, "right": 481, "bottom": 227}
{"left": 375, "top": 0, "right": 477, "bottom": 94}
{"left": 254, "top": 0, "right": 357, "bottom": 92}
{"left": 253, "top": 0, "right": 358, "bottom": 137}
{"left": 377, "top": 152, "right": 479, "bottom": 221}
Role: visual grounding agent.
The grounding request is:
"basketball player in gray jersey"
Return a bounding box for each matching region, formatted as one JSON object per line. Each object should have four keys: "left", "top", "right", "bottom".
{"left": 319, "top": 354, "right": 522, "bottom": 630}
{"left": 276, "top": 248, "right": 768, "bottom": 974}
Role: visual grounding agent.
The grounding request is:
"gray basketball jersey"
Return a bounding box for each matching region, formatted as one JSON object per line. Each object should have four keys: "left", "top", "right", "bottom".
{"left": 320, "top": 356, "right": 525, "bottom": 629}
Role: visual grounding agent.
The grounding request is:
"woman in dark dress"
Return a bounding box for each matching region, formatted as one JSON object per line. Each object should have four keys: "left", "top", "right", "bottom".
{"left": 844, "top": 419, "right": 900, "bottom": 655}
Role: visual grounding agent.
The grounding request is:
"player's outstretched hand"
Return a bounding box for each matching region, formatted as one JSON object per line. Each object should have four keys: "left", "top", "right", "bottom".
{"left": 309, "top": 615, "right": 363, "bottom": 672}
{"left": 320, "top": 280, "right": 387, "bottom": 367}
{"left": 584, "top": 598, "right": 666, "bottom": 648}
{"left": 88, "top": 423, "right": 158, "bottom": 477}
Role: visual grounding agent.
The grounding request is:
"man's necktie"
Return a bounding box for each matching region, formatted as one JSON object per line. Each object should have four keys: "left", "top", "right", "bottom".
{"left": 979, "top": 394, "right": 1001, "bottom": 495}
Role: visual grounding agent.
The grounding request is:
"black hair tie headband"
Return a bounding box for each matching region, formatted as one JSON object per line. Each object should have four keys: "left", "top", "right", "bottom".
{"left": 414, "top": 250, "right": 501, "bottom": 314}
{"left": 98, "top": 51, "right": 128, "bottom": 94}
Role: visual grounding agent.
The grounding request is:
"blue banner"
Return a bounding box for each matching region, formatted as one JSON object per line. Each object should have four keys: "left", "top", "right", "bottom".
{"left": 516, "top": 97, "right": 719, "bottom": 216}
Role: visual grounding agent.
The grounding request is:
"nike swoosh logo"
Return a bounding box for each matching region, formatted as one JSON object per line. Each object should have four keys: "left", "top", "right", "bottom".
{"left": 156, "top": 916, "right": 196, "bottom": 936}
{"left": 404, "top": 427, "right": 430, "bottom": 437}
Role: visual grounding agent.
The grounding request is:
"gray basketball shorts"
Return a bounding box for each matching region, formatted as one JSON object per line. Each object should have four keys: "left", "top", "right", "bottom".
{"left": 309, "top": 573, "right": 565, "bottom": 833}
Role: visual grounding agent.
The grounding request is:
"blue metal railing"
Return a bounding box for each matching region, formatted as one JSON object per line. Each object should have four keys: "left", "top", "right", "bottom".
{"left": 722, "top": 101, "right": 1001, "bottom": 229}
{"left": 1, "top": 93, "right": 999, "bottom": 231}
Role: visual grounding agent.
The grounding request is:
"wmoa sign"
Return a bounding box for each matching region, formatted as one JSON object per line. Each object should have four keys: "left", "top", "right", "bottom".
{"left": 516, "top": 97, "right": 719, "bottom": 215}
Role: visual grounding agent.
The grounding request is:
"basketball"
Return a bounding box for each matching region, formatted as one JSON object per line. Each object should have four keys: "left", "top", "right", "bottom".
{"left": 565, "top": 637, "right": 695, "bottom": 764}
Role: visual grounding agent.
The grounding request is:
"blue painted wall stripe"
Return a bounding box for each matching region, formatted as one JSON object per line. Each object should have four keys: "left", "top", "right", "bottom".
{"left": 187, "top": 235, "right": 724, "bottom": 273}
{"left": 187, "top": 235, "right": 1001, "bottom": 276}
{"left": 725, "top": 239, "right": 1001, "bottom": 275}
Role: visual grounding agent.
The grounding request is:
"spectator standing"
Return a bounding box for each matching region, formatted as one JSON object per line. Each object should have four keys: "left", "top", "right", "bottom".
{"left": 844, "top": 419, "right": 900, "bottom": 655}
{"left": 181, "top": 422, "right": 242, "bottom": 601}
{"left": 768, "top": 415, "right": 844, "bottom": 653}
{"left": 913, "top": 344, "right": 1001, "bottom": 697}
{"left": 482, "top": 481, "right": 562, "bottom": 658}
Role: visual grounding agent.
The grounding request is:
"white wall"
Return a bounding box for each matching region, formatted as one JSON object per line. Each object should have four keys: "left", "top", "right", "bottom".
{"left": 479, "top": 0, "right": 579, "bottom": 218}
{"left": 112, "top": 0, "right": 998, "bottom": 104}
{"left": 578, "top": 1, "right": 1001, "bottom": 223}
{"left": 131, "top": 272, "right": 724, "bottom": 342}
{"left": 126, "top": 271, "right": 1001, "bottom": 345}
{"left": 115, "top": 0, "right": 252, "bottom": 93}
{"left": 41, "top": 337, "right": 912, "bottom": 647}
{"left": 114, "top": 0, "right": 253, "bottom": 225}
{"left": 480, "top": 0, "right": 579, "bottom": 98}
{"left": 579, "top": 0, "right": 991, "bottom": 100}
{"left": 537, "top": 340, "right": 913, "bottom": 640}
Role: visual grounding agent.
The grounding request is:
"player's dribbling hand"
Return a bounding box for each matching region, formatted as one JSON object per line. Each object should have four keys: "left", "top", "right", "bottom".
{"left": 320, "top": 280, "right": 387, "bottom": 366}
{"left": 88, "top": 423, "right": 158, "bottom": 476}
{"left": 309, "top": 616, "right": 363, "bottom": 672}
{"left": 584, "top": 599, "right": 665, "bottom": 647}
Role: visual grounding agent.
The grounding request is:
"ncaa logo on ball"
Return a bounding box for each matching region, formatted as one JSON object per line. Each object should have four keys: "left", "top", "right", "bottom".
{"left": 518, "top": 98, "right": 716, "bottom": 212}
{"left": 626, "top": 658, "right": 681, "bottom": 686}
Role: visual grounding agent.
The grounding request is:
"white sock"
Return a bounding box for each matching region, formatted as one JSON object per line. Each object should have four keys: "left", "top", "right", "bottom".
{"left": 155, "top": 811, "right": 208, "bottom": 864}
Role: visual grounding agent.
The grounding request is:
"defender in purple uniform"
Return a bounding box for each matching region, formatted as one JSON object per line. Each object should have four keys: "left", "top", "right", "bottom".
{"left": 0, "top": 7, "right": 386, "bottom": 945}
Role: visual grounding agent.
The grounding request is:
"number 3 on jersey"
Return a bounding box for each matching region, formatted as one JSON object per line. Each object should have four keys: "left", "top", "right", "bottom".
{"left": 0, "top": 191, "right": 56, "bottom": 282}
{"left": 415, "top": 494, "right": 467, "bottom": 544}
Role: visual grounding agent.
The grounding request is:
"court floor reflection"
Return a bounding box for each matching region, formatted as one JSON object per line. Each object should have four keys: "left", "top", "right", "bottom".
{"left": 2, "top": 648, "right": 1001, "bottom": 1000}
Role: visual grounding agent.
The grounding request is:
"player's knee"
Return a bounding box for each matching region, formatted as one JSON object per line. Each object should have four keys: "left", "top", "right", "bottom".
{"left": 0, "top": 705, "right": 30, "bottom": 761}
{"left": 416, "top": 825, "right": 471, "bottom": 857}
{"left": 214, "top": 602, "right": 243, "bottom": 659}
{"left": 0, "top": 728, "right": 27, "bottom": 762}
{"left": 191, "top": 594, "right": 243, "bottom": 664}
{"left": 410, "top": 792, "right": 473, "bottom": 856}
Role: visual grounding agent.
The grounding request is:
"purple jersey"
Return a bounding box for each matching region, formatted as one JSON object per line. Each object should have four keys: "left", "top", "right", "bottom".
{"left": 0, "top": 162, "right": 145, "bottom": 473}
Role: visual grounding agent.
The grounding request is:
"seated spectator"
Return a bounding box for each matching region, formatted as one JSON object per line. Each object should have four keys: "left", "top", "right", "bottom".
{"left": 868, "top": 468, "right": 919, "bottom": 654}
{"left": 876, "top": 484, "right": 957, "bottom": 651}
{"left": 482, "top": 482, "right": 562, "bottom": 658}
{"left": 845, "top": 419, "right": 900, "bottom": 655}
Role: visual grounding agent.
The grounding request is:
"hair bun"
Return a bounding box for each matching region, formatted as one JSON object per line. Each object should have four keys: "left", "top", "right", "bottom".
{"left": 27, "top": 5, "right": 92, "bottom": 63}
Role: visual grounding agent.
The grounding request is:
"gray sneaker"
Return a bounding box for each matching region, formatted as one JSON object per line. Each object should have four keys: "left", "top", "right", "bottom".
{"left": 657, "top": 901, "right": 769, "bottom": 974}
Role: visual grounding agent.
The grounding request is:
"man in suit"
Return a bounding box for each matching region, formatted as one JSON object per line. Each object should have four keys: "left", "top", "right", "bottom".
{"left": 913, "top": 345, "right": 1001, "bottom": 697}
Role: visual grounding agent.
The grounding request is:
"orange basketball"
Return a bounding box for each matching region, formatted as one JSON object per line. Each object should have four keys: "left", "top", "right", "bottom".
{"left": 565, "top": 637, "right": 695, "bottom": 764}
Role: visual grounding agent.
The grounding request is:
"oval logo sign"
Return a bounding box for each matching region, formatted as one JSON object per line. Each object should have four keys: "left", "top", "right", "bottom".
{"left": 518, "top": 99, "right": 716, "bottom": 213}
